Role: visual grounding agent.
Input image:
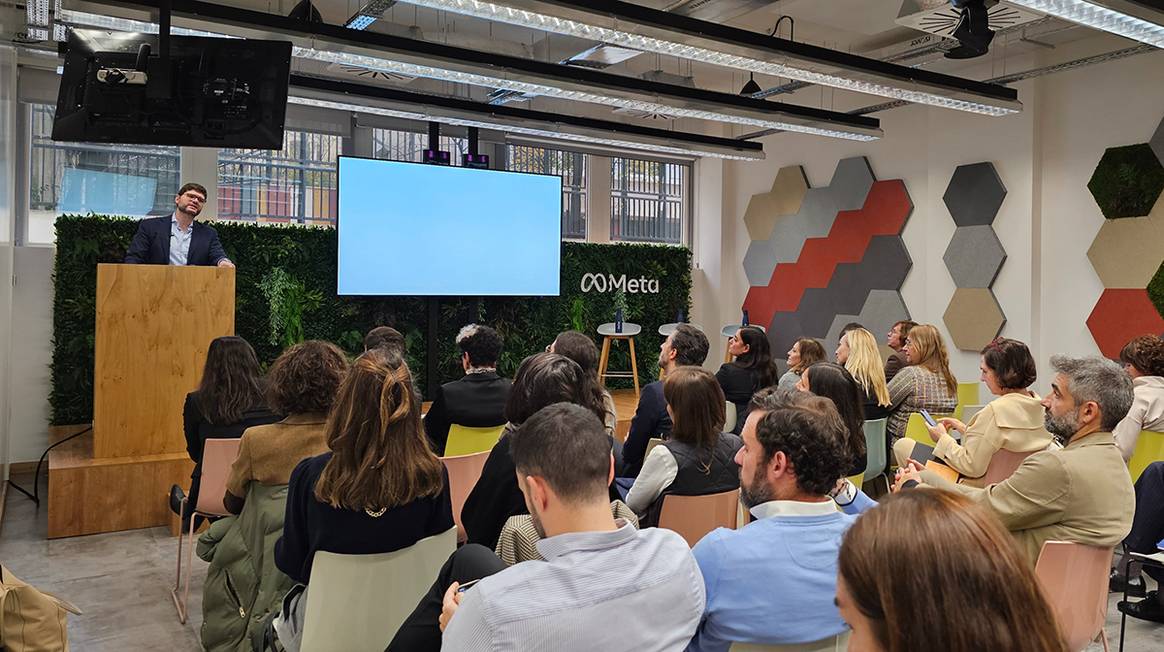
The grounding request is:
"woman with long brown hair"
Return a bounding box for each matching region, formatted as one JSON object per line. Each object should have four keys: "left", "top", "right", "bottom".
{"left": 549, "top": 330, "right": 618, "bottom": 435}
{"left": 837, "top": 489, "right": 1067, "bottom": 652}
{"left": 778, "top": 338, "right": 826, "bottom": 392}
{"left": 884, "top": 324, "right": 958, "bottom": 441}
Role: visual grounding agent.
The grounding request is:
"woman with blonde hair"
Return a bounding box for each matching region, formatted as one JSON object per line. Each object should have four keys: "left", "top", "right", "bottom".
{"left": 777, "top": 338, "right": 827, "bottom": 391}
{"left": 837, "top": 489, "right": 1067, "bottom": 652}
{"left": 836, "top": 328, "right": 892, "bottom": 421}
{"left": 884, "top": 324, "right": 957, "bottom": 441}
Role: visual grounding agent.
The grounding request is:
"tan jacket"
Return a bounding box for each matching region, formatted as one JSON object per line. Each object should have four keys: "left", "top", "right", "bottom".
{"left": 933, "top": 392, "right": 1053, "bottom": 481}
{"left": 922, "top": 431, "right": 1135, "bottom": 566}
{"left": 225, "top": 413, "right": 329, "bottom": 498}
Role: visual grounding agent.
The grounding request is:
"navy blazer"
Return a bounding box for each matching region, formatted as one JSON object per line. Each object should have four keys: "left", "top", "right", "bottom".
{"left": 124, "top": 216, "right": 229, "bottom": 266}
{"left": 621, "top": 380, "right": 673, "bottom": 477}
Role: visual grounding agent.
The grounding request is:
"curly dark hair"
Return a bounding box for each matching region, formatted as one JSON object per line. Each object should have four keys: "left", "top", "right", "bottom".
{"left": 266, "top": 340, "right": 350, "bottom": 415}
{"left": 456, "top": 324, "right": 503, "bottom": 367}
{"left": 981, "top": 337, "right": 1038, "bottom": 390}
{"left": 1119, "top": 335, "right": 1164, "bottom": 377}
{"left": 748, "top": 388, "right": 849, "bottom": 495}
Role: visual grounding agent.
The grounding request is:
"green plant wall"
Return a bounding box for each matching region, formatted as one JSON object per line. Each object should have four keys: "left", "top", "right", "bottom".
{"left": 50, "top": 215, "right": 692, "bottom": 425}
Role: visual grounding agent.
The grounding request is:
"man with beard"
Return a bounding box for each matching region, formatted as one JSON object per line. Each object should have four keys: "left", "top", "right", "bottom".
{"left": 124, "top": 182, "right": 234, "bottom": 267}
{"left": 388, "top": 403, "right": 704, "bottom": 651}
{"left": 904, "top": 355, "right": 1136, "bottom": 566}
{"left": 688, "top": 389, "right": 858, "bottom": 651}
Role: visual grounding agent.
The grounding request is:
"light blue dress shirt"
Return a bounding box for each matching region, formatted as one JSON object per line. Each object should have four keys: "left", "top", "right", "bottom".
{"left": 169, "top": 213, "right": 193, "bottom": 266}
{"left": 442, "top": 520, "right": 705, "bottom": 651}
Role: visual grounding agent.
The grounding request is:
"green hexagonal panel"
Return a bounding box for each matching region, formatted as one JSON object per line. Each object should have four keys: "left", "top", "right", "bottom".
{"left": 1149, "top": 261, "right": 1164, "bottom": 320}
{"left": 1087, "top": 143, "right": 1164, "bottom": 219}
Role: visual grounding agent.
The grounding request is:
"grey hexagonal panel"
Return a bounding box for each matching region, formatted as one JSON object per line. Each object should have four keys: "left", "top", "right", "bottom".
{"left": 743, "top": 238, "right": 778, "bottom": 286}
{"left": 943, "top": 225, "right": 1006, "bottom": 288}
{"left": 858, "top": 290, "right": 911, "bottom": 343}
{"left": 769, "top": 210, "right": 821, "bottom": 265}
{"left": 824, "top": 313, "right": 862, "bottom": 357}
{"left": 796, "top": 288, "right": 844, "bottom": 338}
{"left": 1152, "top": 115, "right": 1164, "bottom": 167}
{"left": 828, "top": 157, "right": 876, "bottom": 212}
{"left": 767, "top": 310, "right": 807, "bottom": 373}
{"left": 825, "top": 264, "right": 876, "bottom": 316}
{"left": 860, "top": 236, "right": 913, "bottom": 290}
{"left": 943, "top": 162, "right": 1007, "bottom": 227}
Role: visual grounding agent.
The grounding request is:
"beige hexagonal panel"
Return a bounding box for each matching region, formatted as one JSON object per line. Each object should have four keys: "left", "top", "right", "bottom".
{"left": 744, "top": 165, "right": 809, "bottom": 241}
{"left": 1086, "top": 194, "right": 1164, "bottom": 288}
{"left": 943, "top": 288, "right": 1006, "bottom": 352}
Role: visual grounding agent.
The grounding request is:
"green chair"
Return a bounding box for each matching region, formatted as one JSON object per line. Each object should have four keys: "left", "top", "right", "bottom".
{"left": 955, "top": 382, "right": 981, "bottom": 419}
{"left": 861, "top": 418, "right": 888, "bottom": 480}
{"left": 1128, "top": 430, "right": 1164, "bottom": 483}
{"left": 444, "top": 424, "right": 506, "bottom": 457}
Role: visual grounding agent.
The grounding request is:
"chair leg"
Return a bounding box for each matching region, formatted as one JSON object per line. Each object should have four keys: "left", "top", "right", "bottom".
{"left": 1099, "top": 627, "right": 1109, "bottom": 652}
{"left": 171, "top": 505, "right": 191, "bottom": 623}
{"left": 628, "top": 337, "right": 640, "bottom": 397}
{"left": 180, "top": 513, "right": 198, "bottom": 624}
{"left": 598, "top": 337, "right": 612, "bottom": 388}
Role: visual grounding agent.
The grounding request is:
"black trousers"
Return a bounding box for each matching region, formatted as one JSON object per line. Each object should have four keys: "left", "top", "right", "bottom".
{"left": 1125, "top": 461, "right": 1164, "bottom": 583}
{"left": 386, "top": 544, "right": 507, "bottom": 652}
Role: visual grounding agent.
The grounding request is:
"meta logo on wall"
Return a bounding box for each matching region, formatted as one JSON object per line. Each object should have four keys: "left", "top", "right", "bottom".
{"left": 579, "top": 273, "right": 661, "bottom": 294}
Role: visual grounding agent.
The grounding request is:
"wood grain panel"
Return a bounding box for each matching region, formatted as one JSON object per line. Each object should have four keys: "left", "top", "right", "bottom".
{"left": 93, "top": 264, "right": 234, "bottom": 459}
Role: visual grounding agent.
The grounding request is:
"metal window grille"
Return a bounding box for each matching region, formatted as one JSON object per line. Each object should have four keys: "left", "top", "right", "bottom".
{"left": 217, "top": 129, "right": 341, "bottom": 225}
{"left": 610, "top": 156, "right": 688, "bottom": 244}
{"left": 505, "top": 144, "right": 587, "bottom": 240}
{"left": 28, "top": 103, "right": 180, "bottom": 215}
{"left": 371, "top": 128, "right": 468, "bottom": 164}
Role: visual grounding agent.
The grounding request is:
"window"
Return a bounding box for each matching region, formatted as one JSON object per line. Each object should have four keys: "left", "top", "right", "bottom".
{"left": 372, "top": 127, "right": 469, "bottom": 165}
{"left": 217, "top": 129, "right": 341, "bottom": 225}
{"left": 506, "top": 145, "right": 587, "bottom": 240}
{"left": 610, "top": 156, "right": 688, "bottom": 244}
{"left": 27, "top": 103, "right": 180, "bottom": 242}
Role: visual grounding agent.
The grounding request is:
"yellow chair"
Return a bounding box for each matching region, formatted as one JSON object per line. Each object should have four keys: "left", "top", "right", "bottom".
{"left": 445, "top": 424, "right": 505, "bottom": 456}
{"left": 846, "top": 472, "right": 864, "bottom": 487}
{"left": 904, "top": 412, "right": 939, "bottom": 449}
{"left": 954, "top": 382, "right": 981, "bottom": 419}
{"left": 1128, "top": 430, "right": 1164, "bottom": 483}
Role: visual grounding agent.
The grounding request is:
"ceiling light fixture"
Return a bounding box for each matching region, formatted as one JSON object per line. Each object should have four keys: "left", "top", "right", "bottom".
{"left": 392, "top": 0, "right": 1022, "bottom": 115}
{"left": 345, "top": 0, "right": 399, "bottom": 31}
{"left": 739, "top": 72, "right": 762, "bottom": 96}
{"left": 1004, "top": 0, "right": 1164, "bottom": 47}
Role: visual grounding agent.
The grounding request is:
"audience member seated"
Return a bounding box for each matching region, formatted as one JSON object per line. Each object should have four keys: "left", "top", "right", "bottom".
{"left": 777, "top": 338, "right": 825, "bottom": 392}
{"left": 715, "top": 325, "right": 778, "bottom": 435}
{"left": 223, "top": 341, "right": 348, "bottom": 515}
{"left": 884, "top": 324, "right": 958, "bottom": 442}
{"left": 549, "top": 330, "right": 618, "bottom": 436}
{"left": 389, "top": 403, "right": 704, "bottom": 651}
{"left": 624, "top": 324, "right": 710, "bottom": 477}
{"left": 460, "top": 353, "right": 611, "bottom": 551}
{"left": 1113, "top": 334, "right": 1164, "bottom": 461}
{"left": 687, "top": 390, "right": 857, "bottom": 651}
{"left": 495, "top": 500, "right": 639, "bottom": 566}
{"left": 626, "top": 367, "right": 742, "bottom": 526}
{"left": 172, "top": 336, "right": 281, "bottom": 521}
{"left": 795, "top": 362, "right": 868, "bottom": 477}
{"left": 1116, "top": 461, "right": 1164, "bottom": 623}
{"left": 423, "top": 324, "right": 511, "bottom": 456}
{"left": 836, "top": 327, "right": 891, "bottom": 421}
{"left": 895, "top": 337, "right": 1052, "bottom": 483}
{"left": 363, "top": 325, "right": 405, "bottom": 355}
{"left": 882, "top": 319, "right": 917, "bottom": 382}
{"left": 837, "top": 489, "right": 1068, "bottom": 652}
{"left": 899, "top": 355, "right": 1135, "bottom": 565}
{"left": 272, "top": 349, "right": 454, "bottom": 651}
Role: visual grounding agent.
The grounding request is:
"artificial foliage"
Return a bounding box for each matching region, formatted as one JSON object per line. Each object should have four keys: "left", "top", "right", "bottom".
{"left": 1148, "top": 260, "right": 1164, "bottom": 322}
{"left": 50, "top": 214, "right": 691, "bottom": 425}
{"left": 1086, "top": 143, "right": 1164, "bottom": 220}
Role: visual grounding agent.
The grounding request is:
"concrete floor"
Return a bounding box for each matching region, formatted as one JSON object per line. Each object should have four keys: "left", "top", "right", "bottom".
{"left": 0, "top": 472, "right": 1162, "bottom": 651}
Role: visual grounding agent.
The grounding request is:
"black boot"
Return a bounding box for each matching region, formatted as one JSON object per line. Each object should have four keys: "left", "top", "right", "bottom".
{"left": 1110, "top": 568, "right": 1147, "bottom": 598}
{"left": 1118, "top": 591, "right": 1164, "bottom": 624}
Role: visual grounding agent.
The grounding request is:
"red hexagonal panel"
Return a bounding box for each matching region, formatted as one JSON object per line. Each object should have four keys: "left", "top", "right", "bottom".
{"left": 1086, "top": 289, "right": 1164, "bottom": 358}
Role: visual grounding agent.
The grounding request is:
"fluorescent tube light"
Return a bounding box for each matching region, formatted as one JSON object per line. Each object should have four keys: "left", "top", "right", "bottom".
{"left": 345, "top": 0, "right": 398, "bottom": 30}
{"left": 1005, "top": 0, "right": 1164, "bottom": 47}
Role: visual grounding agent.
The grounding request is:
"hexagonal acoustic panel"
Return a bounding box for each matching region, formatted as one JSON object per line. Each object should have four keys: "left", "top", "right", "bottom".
{"left": 1086, "top": 196, "right": 1164, "bottom": 288}
{"left": 1087, "top": 289, "right": 1164, "bottom": 359}
{"left": 943, "top": 225, "right": 1007, "bottom": 288}
{"left": 942, "top": 162, "right": 1007, "bottom": 227}
{"left": 1148, "top": 260, "right": 1164, "bottom": 321}
{"left": 823, "top": 290, "right": 911, "bottom": 356}
{"left": 743, "top": 165, "right": 809, "bottom": 241}
{"left": 828, "top": 157, "right": 876, "bottom": 212}
{"left": 944, "top": 288, "right": 1006, "bottom": 351}
{"left": 1152, "top": 114, "right": 1164, "bottom": 167}
{"left": 1087, "top": 143, "right": 1164, "bottom": 220}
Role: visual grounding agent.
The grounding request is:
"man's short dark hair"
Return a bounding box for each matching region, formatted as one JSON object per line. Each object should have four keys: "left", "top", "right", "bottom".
{"left": 364, "top": 326, "right": 405, "bottom": 355}
{"left": 841, "top": 322, "right": 865, "bottom": 335}
{"left": 178, "top": 182, "right": 207, "bottom": 199}
{"left": 748, "top": 388, "right": 848, "bottom": 495}
{"left": 671, "top": 324, "right": 710, "bottom": 367}
{"left": 510, "top": 403, "right": 611, "bottom": 503}
{"left": 893, "top": 320, "right": 918, "bottom": 337}
{"left": 456, "top": 324, "right": 502, "bottom": 367}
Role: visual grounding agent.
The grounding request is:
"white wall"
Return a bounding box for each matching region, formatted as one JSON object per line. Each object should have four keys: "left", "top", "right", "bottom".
{"left": 8, "top": 246, "right": 55, "bottom": 463}
{"left": 714, "top": 37, "right": 1164, "bottom": 390}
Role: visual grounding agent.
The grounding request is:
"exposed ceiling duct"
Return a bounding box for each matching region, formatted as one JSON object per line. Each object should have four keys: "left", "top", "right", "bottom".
{"left": 896, "top": 0, "right": 1046, "bottom": 38}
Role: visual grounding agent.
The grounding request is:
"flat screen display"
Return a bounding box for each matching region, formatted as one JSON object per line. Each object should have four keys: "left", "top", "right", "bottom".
{"left": 337, "top": 157, "right": 562, "bottom": 296}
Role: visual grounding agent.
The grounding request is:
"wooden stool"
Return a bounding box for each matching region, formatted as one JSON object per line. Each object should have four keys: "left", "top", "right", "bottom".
{"left": 721, "top": 323, "right": 765, "bottom": 363}
{"left": 597, "top": 322, "right": 642, "bottom": 397}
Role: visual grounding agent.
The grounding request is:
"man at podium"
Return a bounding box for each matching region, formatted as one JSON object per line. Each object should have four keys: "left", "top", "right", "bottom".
{"left": 124, "top": 182, "right": 235, "bottom": 267}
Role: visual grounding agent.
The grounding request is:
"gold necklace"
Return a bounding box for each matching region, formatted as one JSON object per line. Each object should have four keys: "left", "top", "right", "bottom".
{"left": 365, "top": 507, "right": 387, "bottom": 517}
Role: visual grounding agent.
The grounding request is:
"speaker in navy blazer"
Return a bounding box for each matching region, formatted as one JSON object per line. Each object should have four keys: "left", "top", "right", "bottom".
{"left": 123, "top": 215, "right": 229, "bottom": 266}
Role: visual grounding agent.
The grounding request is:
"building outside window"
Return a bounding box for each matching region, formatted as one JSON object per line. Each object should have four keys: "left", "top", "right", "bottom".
{"left": 218, "top": 129, "right": 341, "bottom": 226}
{"left": 610, "top": 156, "right": 688, "bottom": 244}
{"left": 506, "top": 144, "right": 587, "bottom": 240}
{"left": 371, "top": 127, "right": 468, "bottom": 164}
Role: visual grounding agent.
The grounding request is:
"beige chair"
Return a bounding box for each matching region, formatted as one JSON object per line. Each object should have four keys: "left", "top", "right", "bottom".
{"left": 441, "top": 451, "right": 490, "bottom": 542}
{"left": 1034, "top": 541, "right": 1113, "bottom": 652}
{"left": 645, "top": 437, "right": 665, "bottom": 459}
{"left": 658, "top": 489, "right": 741, "bottom": 547}
{"left": 172, "top": 437, "right": 240, "bottom": 624}
{"left": 725, "top": 402, "right": 738, "bottom": 434}
{"left": 731, "top": 631, "right": 850, "bottom": 651}
{"left": 977, "top": 448, "right": 1036, "bottom": 485}
{"left": 299, "top": 527, "right": 457, "bottom": 652}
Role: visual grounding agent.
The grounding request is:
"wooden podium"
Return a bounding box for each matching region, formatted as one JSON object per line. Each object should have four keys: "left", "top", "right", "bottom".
{"left": 48, "top": 264, "right": 235, "bottom": 538}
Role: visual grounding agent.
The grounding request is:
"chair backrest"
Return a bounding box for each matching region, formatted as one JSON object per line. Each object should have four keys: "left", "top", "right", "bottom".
{"left": 441, "top": 451, "right": 490, "bottom": 541}
{"left": 730, "top": 631, "right": 850, "bottom": 651}
{"left": 1034, "top": 541, "right": 1113, "bottom": 652}
{"left": 979, "top": 448, "right": 1036, "bottom": 485}
{"left": 956, "top": 382, "right": 980, "bottom": 411}
{"left": 861, "top": 419, "right": 888, "bottom": 478}
{"left": 445, "top": 423, "right": 505, "bottom": 457}
{"left": 300, "top": 527, "right": 457, "bottom": 652}
{"left": 658, "top": 489, "right": 741, "bottom": 547}
{"left": 725, "top": 401, "right": 738, "bottom": 433}
{"left": 904, "top": 412, "right": 953, "bottom": 448}
{"left": 1128, "top": 430, "right": 1164, "bottom": 483}
{"left": 196, "top": 438, "right": 242, "bottom": 516}
{"left": 960, "top": 404, "right": 987, "bottom": 423}
{"left": 645, "top": 437, "right": 664, "bottom": 459}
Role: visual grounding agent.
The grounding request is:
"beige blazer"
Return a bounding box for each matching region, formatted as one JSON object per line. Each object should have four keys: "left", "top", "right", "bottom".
{"left": 933, "top": 392, "right": 1053, "bottom": 482}
{"left": 225, "top": 413, "right": 330, "bottom": 498}
{"left": 923, "top": 431, "right": 1134, "bottom": 566}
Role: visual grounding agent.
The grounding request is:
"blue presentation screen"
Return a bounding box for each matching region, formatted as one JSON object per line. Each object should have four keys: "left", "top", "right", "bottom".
{"left": 337, "top": 157, "right": 562, "bottom": 296}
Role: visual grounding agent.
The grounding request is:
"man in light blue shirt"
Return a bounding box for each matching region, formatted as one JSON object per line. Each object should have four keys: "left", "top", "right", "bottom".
{"left": 688, "top": 389, "right": 858, "bottom": 651}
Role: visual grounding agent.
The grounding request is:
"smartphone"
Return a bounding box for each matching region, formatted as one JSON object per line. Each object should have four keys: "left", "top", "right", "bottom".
{"left": 456, "top": 579, "right": 482, "bottom": 594}
{"left": 919, "top": 409, "right": 937, "bottom": 428}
